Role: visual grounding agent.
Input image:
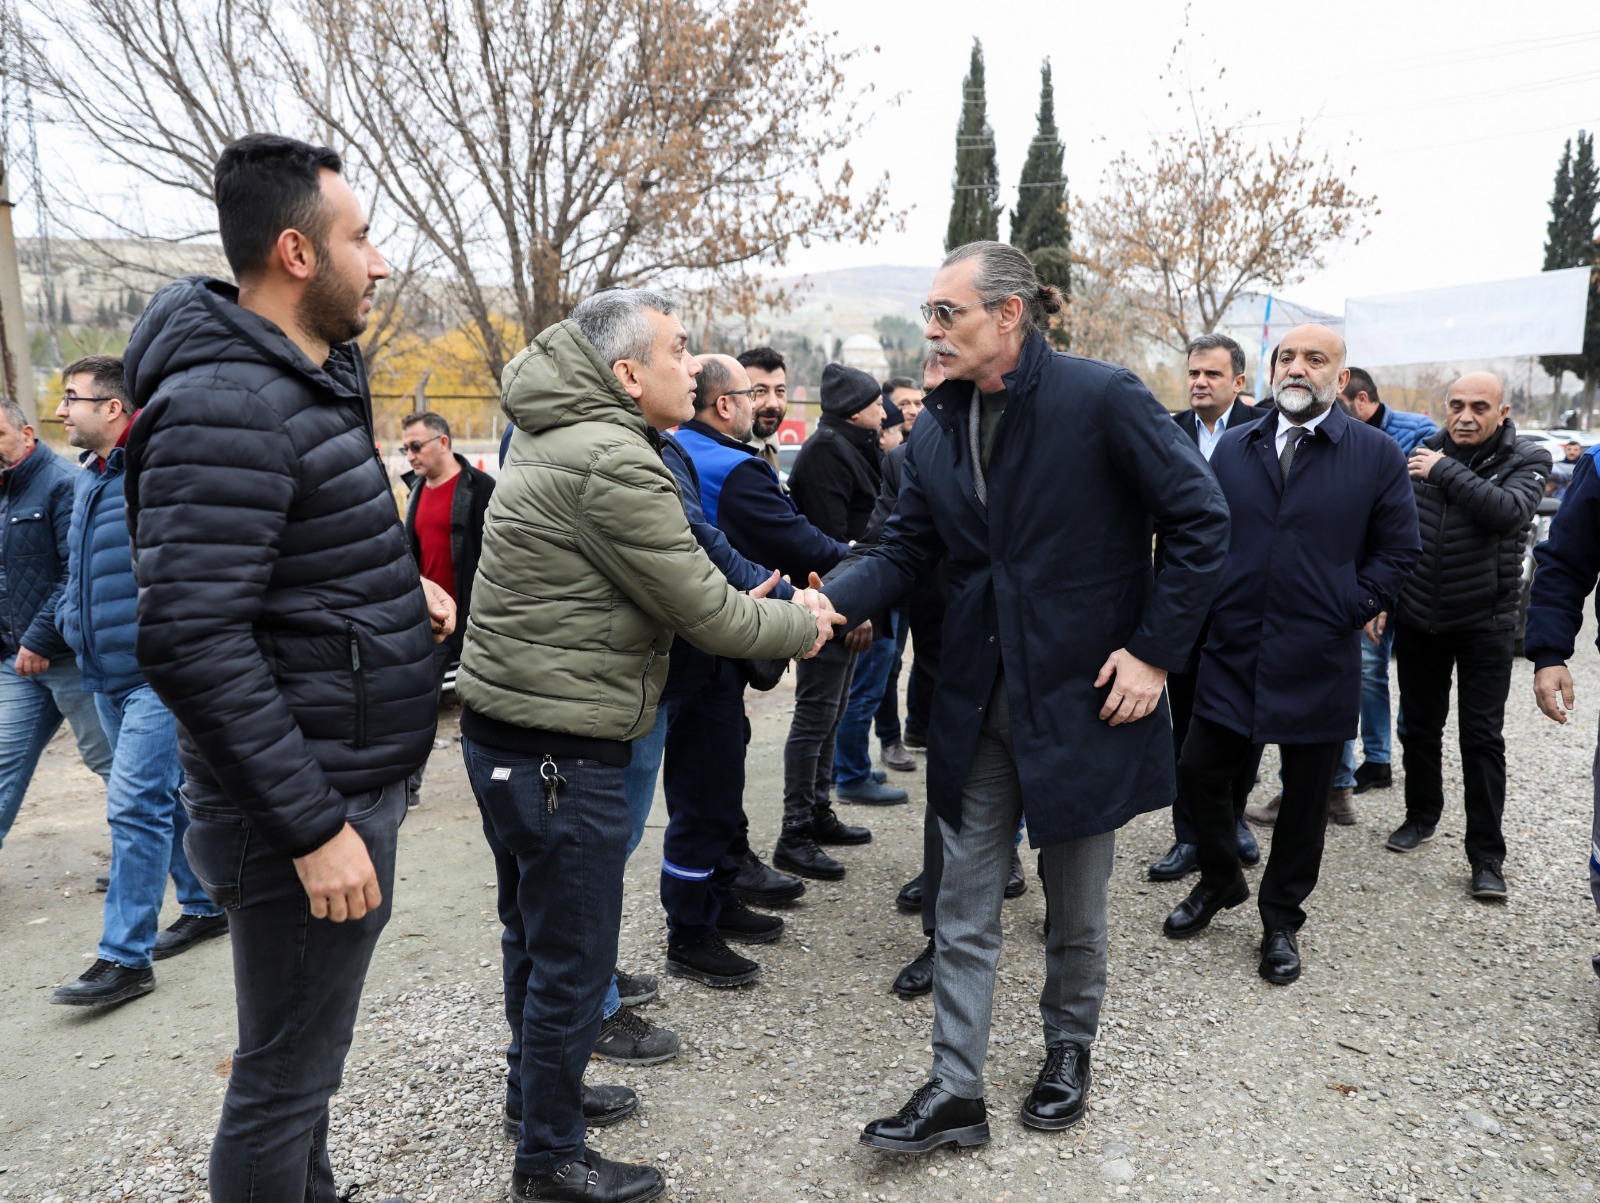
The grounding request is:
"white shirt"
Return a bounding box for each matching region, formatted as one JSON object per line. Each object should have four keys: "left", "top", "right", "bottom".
{"left": 1275, "top": 404, "right": 1333, "bottom": 458}
{"left": 1196, "top": 403, "right": 1238, "bottom": 462}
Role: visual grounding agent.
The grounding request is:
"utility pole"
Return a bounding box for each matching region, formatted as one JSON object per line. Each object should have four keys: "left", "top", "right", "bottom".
{"left": 0, "top": 140, "right": 34, "bottom": 421}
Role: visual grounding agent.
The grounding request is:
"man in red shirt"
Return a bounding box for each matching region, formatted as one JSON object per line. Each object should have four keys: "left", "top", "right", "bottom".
{"left": 402, "top": 412, "right": 495, "bottom": 806}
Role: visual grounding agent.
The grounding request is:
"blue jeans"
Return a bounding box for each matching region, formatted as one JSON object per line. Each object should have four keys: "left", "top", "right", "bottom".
{"left": 186, "top": 778, "right": 406, "bottom": 1203}
{"left": 1335, "top": 739, "right": 1358, "bottom": 790}
{"left": 1360, "top": 623, "right": 1397, "bottom": 764}
{"left": 96, "top": 683, "right": 217, "bottom": 968}
{"left": 833, "top": 618, "right": 900, "bottom": 790}
{"left": 463, "top": 736, "right": 630, "bottom": 1177}
{"left": 0, "top": 655, "right": 113, "bottom": 850}
{"left": 601, "top": 709, "right": 668, "bottom": 1018}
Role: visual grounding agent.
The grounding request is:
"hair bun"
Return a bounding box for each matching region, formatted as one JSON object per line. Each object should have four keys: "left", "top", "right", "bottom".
{"left": 1037, "top": 284, "right": 1064, "bottom": 315}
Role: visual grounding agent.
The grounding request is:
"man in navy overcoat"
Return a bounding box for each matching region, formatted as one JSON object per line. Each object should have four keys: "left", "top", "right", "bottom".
{"left": 826, "top": 241, "right": 1230, "bottom": 1152}
{"left": 1163, "top": 324, "right": 1420, "bottom": 986}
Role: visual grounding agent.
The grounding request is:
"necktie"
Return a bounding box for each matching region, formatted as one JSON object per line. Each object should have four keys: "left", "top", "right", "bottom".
{"left": 1279, "top": 426, "right": 1305, "bottom": 483}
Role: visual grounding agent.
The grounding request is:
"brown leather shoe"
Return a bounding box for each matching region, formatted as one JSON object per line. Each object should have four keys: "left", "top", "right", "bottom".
{"left": 1243, "top": 793, "right": 1281, "bottom": 827}
{"left": 1327, "top": 787, "right": 1357, "bottom": 826}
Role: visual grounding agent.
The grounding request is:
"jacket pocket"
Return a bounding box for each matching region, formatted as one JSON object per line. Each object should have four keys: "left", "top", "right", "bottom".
{"left": 346, "top": 621, "right": 369, "bottom": 748}
{"left": 626, "top": 648, "right": 657, "bottom": 739}
{"left": 181, "top": 812, "right": 250, "bottom": 910}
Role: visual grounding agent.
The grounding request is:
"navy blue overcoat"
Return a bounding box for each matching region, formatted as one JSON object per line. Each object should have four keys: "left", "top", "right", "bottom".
{"left": 1193, "top": 404, "right": 1421, "bottom": 745}
{"left": 825, "top": 334, "right": 1230, "bottom": 847}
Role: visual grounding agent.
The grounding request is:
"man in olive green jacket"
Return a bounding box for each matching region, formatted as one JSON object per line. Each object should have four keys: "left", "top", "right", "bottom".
{"left": 458, "top": 288, "right": 835, "bottom": 1203}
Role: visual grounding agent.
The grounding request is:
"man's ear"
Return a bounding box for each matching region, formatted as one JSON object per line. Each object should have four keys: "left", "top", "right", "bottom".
{"left": 275, "top": 227, "right": 318, "bottom": 283}
{"left": 612, "top": 360, "right": 645, "bottom": 400}
{"left": 996, "top": 295, "right": 1025, "bottom": 335}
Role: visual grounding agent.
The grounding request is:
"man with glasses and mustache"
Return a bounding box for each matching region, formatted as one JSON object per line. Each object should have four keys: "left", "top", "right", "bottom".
{"left": 1163, "top": 323, "right": 1420, "bottom": 988}
{"left": 828, "top": 240, "right": 1228, "bottom": 1152}
{"left": 400, "top": 411, "right": 495, "bottom": 808}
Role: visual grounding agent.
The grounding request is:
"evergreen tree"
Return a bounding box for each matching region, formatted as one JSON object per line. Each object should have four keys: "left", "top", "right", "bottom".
{"left": 1010, "top": 60, "right": 1069, "bottom": 256}
{"left": 1542, "top": 131, "right": 1600, "bottom": 419}
{"left": 945, "top": 39, "right": 1001, "bottom": 252}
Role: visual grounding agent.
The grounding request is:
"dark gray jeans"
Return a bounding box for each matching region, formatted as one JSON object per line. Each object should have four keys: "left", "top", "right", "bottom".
{"left": 930, "top": 676, "right": 1116, "bottom": 1099}
{"left": 780, "top": 638, "right": 855, "bottom": 832}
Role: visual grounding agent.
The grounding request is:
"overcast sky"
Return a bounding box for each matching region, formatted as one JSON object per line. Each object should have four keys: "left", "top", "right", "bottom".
{"left": 790, "top": 0, "right": 1600, "bottom": 313}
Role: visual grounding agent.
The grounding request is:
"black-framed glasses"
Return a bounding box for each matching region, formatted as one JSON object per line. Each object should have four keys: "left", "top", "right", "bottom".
{"left": 920, "top": 301, "right": 986, "bottom": 329}
{"left": 722, "top": 387, "right": 759, "bottom": 401}
{"left": 401, "top": 434, "right": 445, "bottom": 455}
{"left": 60, "top": 392, "right": 116, "bottom": 405}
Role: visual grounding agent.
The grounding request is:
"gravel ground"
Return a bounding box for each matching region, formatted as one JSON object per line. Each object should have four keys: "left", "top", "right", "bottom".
{"left": 4, "top": 636, "right": 1600, "bottom": 1203}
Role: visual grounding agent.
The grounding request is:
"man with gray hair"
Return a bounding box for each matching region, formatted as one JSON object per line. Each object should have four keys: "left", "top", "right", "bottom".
{"left": 458, "top": 287, "right": 839, "bottom": 1202}
{"left": 0, "top": 394, "right": 113, "bottom": 856}
{"left": 1164, "top": 324, "right": 1419, "bottom": 986}
{"left": 829, "top": 240, "right": 1229, "bottom": 1151}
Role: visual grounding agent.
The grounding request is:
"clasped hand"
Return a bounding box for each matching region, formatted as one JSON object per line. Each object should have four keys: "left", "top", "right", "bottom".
{"left": 749, "top": 570, "right": 845, "bottom": 657}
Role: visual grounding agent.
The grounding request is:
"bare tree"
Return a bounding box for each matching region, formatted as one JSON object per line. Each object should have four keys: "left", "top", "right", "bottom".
{"left": 272, "top": 0, "right": 896, "bottom": 378}
{"left": 1075, "top": 46, "right": 1376, "bottom": 354}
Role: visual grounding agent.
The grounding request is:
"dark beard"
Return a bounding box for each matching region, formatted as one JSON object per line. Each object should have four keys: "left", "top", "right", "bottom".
{"left": 750, "top": 412, "right": 782, "bottom": 439}
{"left": 297, "top": 258, "right": 370, "bottom": 347}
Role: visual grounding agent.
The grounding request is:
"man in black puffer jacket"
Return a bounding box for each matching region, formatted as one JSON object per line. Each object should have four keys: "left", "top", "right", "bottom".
{"left": 1388, "top": 372, "right": 1549, "bottom": 901}
{"left": 123, "top": 135, "right": 453, "bottom": 1203}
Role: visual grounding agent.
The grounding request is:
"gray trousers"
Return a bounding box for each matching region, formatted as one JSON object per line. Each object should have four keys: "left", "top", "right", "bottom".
{"left": 780, "top": 638, "right": 856, "bottom": 832}
{"left": 931, "top": 676, "right": 1117, "bottom": 1099}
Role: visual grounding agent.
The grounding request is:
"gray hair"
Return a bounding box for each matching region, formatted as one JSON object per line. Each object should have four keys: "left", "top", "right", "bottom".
{"left": 0, "top": 397, "right": 28, "bottom": 434}
{"left": 941, "top": 241, "right": 1063, "bottom": 336}
{"left": 569, "top": 289, "right": 676, "bottom": 367}
{"left": 1186, "top": 333, "right": 1246, "bottom": 378}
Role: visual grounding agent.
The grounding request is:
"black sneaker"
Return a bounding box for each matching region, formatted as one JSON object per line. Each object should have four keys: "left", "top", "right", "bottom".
{"left": 1385, "top": 820, "right": 1437, "bottom": 853}
{"left": 50, "top": 958, "right": 155, "bottom": 1008}
{"left": 772, "top": 832, "right": 845, "bottom": 881}
{"left": 1470, "top": 862, "right": 1508, "bottom": 900}
{"left": 153, "top": 912, "right": 230, "bottom": 960}
{"left": 1352, "top": 760, "right": 1393, "bottom": 794}
{"left": 732, "top": 848, "right": 807, "bottom": 906}
{"left": 716, "top": 900, "right": 785, "bottom": 945}
{"left": 509, "top": 1152, "right": 664, "bottom": 1202}
{"left": 614, "top": 968, "right": 657, "bottom": 1007}
{"left": 812, "top": 805, "right": 871, "bottom": 846}
{"left": 666, "top": 934, "right": 760, "bottom": 988}
{"left": 592, "top": 1006, "right": 680, "bottom": 1065}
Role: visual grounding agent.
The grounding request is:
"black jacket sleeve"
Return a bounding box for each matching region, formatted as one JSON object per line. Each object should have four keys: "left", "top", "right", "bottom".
{"left": 787, "top": 436, "right": 856, "bottom": 543}
{"left": 1527, "top": 453, "right": 1600, "bottom": 669}
{"left": 126, "top": 382, "right": 349, "bottom": 858}
{"left": 716, "top": 459, "right": 850, "bottom": 583}
{"left": 859, "top": 443, "right": 905, "bottom": 550}
{"left": 1428, "top": 444, "right": 1551, "bottom": 536}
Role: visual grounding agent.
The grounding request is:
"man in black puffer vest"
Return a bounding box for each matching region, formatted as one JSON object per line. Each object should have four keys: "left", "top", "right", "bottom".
{"left": 1387, "top": 373, "right": 1549, "bottom": 901}
{"left": 123, "top": 134, "right": 453, "bottom": 1203}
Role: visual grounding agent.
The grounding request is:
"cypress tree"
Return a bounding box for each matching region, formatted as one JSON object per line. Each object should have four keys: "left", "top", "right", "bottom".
{"left": 1541, "top": 131, "right": 1600, "bottom": 419}
{"left": 1010, "top": 60, "right": 1069, "bottom": 257}
{"left": 945, "top": 39, "right": 1001, "bottom": 252}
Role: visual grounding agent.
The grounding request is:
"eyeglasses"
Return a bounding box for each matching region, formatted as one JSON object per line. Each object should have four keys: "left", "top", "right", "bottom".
{"left": 920, "top": 300, "right": 987, "bottom": 329}
{"left": 402, "top": 434, "right": 445, "bottom": 455}
{"left": 60, "top": 392, "right": 116, "bottom": 405}
{"left": 722, "top": 387, "right": 759, "bottom": 401}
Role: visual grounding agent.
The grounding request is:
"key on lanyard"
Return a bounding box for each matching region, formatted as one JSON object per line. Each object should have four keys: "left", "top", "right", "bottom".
{"left": 540, "top": 755, "right": 566, "bottom": 813}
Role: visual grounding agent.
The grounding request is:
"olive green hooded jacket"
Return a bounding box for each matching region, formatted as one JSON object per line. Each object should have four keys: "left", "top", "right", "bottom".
{"left": 456, "top": 319, "right": 816, "bottom": 739}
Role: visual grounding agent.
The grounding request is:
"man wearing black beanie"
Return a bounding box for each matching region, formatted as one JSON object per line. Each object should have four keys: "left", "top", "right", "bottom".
{"left": 774, "top": 363, "right": 904, "bottom": 880}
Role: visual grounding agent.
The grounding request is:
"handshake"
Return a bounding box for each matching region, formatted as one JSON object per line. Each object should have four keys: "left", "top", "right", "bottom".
{"left": 749, "top": 570, "right": 848, "bottom": 658}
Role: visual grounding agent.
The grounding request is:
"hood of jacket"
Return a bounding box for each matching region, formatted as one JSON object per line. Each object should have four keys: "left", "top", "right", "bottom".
{"left": 500, "top": 319, "right": 652, "bottom": 441}
{"left": 124, "top": 275, "right": 369, "bottom": 417}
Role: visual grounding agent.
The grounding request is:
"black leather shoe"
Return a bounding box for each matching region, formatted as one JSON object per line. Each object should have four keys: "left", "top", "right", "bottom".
{"left": 773, "top": 833, "right": 845, "bottom": 881}
{"left": 1386, "top": 819, "right": 1436, "bottom": 852}
{"left": 509, "top": 1151, "right": 664, "bottom": 1202}
{"left": 860, "top": 1079, "right": 990, "bottom": 1153}
{"left": 836, "top": 779, "right": 908, "bottom": 806}
{"left": 1162, "top": 876, "right": 1249, "bottom": 939}
{"left": 1258, "top": 928, "right": 1301, "bottom": 985}
{"left": 50, "top": 958, "right": 155, "bottom": 1008}
{"left": 666, "top": 935, "right": 760, "bottom": 988}
{"left": 902, "top": 732, "right": 927, "bottom": 750}
{"left": 892, "top": 938, "right": 935, "bottom": 998}
{"left": 1352, "top": 760, "right": 1392, "bottom": 794}
{"left": 1004, "top": 847, "right": 1027, "bottom": 898}
{"left": 895, "top": 873, "right": 924, "bottom": 913}
{"left": 715, "top": 899, "right": 785, "bottom": 945}
{"left": 813, "top": 805, "right": 872, "bottom": 845}
{"left": 1020, "top": 1042, "right": 1091, "bottom": 1130}
{"left": 1147, "top": 841, "right": 1199, "bottom": 881}
{"left": 153, "top": 912, "right": 229, "bottom": 960}
{"left": 1235, "top": 820, "right": 1260, "bottom": 866}
{"left": 504, "top": 1084, "right": 640, "bottom": 1137}
{"left": 1470, "top": 862, "right": 1508, "bottom": 900}
{"left": 732, "top": 849, "right": 806, "bottom": 906}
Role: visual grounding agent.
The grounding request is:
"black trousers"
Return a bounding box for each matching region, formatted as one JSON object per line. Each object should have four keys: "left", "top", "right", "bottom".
{"left": 919, "top": 800, "right": 943, "bottom": 937}
{"left": 1182, "top": 715, "right": 1341, "bottom": 932}
{"left": 905, "top": 587, "right": 945, "bottom": 742}
{"left": 874, "top": 610, "right": 911, "bottom": 745}
{"left": 1167, "top": 669, "right": 1264, "bottom": 843}
{"left": 1394, "top": 622, "right": 1514, "bottom": 867}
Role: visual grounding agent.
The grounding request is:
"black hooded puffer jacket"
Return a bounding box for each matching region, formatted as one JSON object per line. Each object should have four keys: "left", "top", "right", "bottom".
{"left": 123, "top": 275, "right": 437, "bottom": 857}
